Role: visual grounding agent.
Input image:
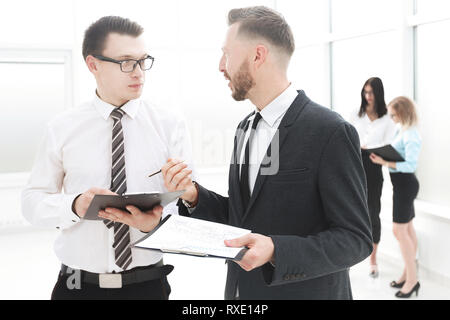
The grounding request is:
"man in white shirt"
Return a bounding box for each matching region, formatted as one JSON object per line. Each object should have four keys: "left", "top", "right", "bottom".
{"left": 21, "top": 16, "right": 195, "bottom": 300}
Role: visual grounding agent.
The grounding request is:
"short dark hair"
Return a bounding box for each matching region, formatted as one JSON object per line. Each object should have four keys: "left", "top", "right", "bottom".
{"left": 359, "top": 77, "right": 388, "bottom": 118}
{"left": 82, "top": 16, "right": 144, "bottom": 61}
{"left": 228, "top": 6, "right": 295, "bottom": 58}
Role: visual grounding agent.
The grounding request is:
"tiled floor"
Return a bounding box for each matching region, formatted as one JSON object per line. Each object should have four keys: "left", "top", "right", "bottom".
{"left": 1, "top": 228, "right": 449, "bottom": 300}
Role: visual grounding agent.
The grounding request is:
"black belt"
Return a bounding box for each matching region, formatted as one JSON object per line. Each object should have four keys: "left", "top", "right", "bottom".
{"left": 60, "top": 260, "right": 174, "bottom": 289}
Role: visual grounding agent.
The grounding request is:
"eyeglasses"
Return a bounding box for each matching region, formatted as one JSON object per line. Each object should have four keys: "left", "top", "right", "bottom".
{"left": 93, "top": 54, "right": 155, "bottom": 73}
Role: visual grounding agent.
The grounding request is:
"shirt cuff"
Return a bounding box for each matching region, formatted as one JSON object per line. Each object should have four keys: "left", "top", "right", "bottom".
{"left": 58, "top": 194, "right": 82, "bottom": 230}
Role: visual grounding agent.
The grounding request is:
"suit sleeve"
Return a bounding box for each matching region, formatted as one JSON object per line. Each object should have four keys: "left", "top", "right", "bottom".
{"left": 261, "top": 122, "right": 373, "bottom": 286}
{"left": 177, "top": 183, "right": 230, "bottom": 225}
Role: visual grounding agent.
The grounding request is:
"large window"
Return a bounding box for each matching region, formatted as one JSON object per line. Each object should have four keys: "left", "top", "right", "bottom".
{"left": 0, "top": 0, "right": 74, "bottom": 46}
{"left": 332, "top": 31, "right": 403, "bottom": 120}
{"left": 289, "top": 45, "right": 330, "bottom": 107}
{"left": 415, "top": 19, "right": 450, "bottom": 207}
{"left": 276, "top": 0, "right": 329, "bottom": 46}
{"left": 0, "top": 52, "right": 70, "bottom": 175}
{"left": 276, "top": 0, "right": 330, "bottom": 107}
{"left": 416, "top": 0, "right": 450, "bottom": 16}
{"left": 331, "top": 0, "right": 401, "bottom": 34}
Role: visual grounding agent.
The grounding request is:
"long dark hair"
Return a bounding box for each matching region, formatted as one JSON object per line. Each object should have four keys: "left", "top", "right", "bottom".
{"left": 358, "top": 77, "right": 387, "bottom": 118}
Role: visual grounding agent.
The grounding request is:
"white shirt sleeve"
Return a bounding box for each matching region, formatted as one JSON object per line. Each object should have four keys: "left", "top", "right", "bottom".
{"left": 21, "top": 125, "right": 81, "bottom": 230}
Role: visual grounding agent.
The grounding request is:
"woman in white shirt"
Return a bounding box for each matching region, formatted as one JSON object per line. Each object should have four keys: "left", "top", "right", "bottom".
{"left": 351, "top": 77, "right": 397, "bottom": 278}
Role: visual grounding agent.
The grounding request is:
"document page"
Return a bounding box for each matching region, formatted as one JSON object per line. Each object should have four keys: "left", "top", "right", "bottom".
{"left": 133, "top": 215, "right": 251, "bottom": 260}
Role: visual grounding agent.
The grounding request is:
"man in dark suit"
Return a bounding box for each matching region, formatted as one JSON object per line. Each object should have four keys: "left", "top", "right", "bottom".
{"left": 161, "top": 6, "right": 373, "bottom": 300}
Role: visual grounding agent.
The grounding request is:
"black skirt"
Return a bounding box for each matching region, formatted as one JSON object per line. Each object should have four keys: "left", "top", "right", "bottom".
{"left": 389, "top": 172, "right": 419, "bottom": 223}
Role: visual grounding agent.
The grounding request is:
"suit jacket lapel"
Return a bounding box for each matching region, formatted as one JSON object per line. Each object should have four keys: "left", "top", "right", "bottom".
{"left": 241, "top": 91, "right": 310, "bottom": 223}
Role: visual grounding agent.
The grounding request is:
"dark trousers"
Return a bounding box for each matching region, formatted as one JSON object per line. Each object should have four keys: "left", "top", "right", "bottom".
{"left": 51, "top": 269, "right": 171, "bottom": 300}
{"left": 362, "top": 150, "right": 384, "bottom": 244}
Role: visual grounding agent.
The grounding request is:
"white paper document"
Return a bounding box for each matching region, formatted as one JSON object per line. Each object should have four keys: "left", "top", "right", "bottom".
{"left": 132, "top": 214, "right": 251, "bottom": 260}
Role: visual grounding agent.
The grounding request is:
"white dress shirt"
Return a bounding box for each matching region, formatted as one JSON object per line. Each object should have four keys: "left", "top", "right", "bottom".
{"left": 239, "top": 85, "right": 299, "bottom": 195}
{"left": 21, "top": 94, "right": 194, "bottom": 273}
{"left": 350, "top": 113, "right": 397, "bottom": 149}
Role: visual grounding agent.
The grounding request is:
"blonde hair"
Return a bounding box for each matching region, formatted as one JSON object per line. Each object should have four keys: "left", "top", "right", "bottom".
{"left": 388, "top": 96, "right": 418, "bottom": 128}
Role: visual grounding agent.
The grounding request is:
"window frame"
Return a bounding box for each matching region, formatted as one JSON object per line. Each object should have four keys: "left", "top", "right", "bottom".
{"left": 0, "top": 47, "right": 73, "bottom": 188}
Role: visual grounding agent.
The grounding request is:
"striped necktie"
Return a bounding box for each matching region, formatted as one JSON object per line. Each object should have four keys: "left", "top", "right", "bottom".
{"left": 103, "top": 108, "right": 133, "bottom": 270}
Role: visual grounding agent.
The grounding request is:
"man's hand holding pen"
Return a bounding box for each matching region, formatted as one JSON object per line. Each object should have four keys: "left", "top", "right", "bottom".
{"left": 95, "top": 159, "right": 197, "bottom": 233}
{"left": 161, "top": 158, "right": 199, "bottom": 206}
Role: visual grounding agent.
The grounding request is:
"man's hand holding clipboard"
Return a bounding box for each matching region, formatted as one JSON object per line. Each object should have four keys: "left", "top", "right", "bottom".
{"left": 161, "top": 159, "right": 276, "bottom": 273}
{"left": 98, "top": 204, "right": 163, "bottom": 233}
{"left": 74, "top": 157, "right": 194, "bottom": 233}
{"left": 75, "top": 187, "right": 165, "bottom": 233}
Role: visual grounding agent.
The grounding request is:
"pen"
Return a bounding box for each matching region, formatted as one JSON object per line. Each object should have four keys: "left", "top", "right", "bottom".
{"left": 148, "top": 160, "right": 185, "bottom": 178}
{"left": 148, "top": 169, "right": 162, "bottom": 178}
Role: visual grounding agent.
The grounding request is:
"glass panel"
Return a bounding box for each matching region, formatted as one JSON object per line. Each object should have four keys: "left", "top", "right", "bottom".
{"left": 74, "top": 0, "right": 180, "bottom": 50}
{"left": 289, "top": 45, "right": 329, "bottom": 107}
{"left": 416, "top": 20, "right": 450, "bottom": 208}
{"left": 331, "top": 31, "right": 402, "bottom": 121}
{"left": 0, "top": 63, "right": 66, "bottom": 173}
{"left": 276, "top": 0, "right": 329, "bottom": 46}
{"left": 177, "top": 0, "right": 276, "bottom": 50}
{"left": 331, "top": 0, "right": 401, "bottom": 34}
{"left": 416, "top": 0, "right": 450, "bottom": 16}
{"left": 177, "top": 50, "right": 251, "bottom": 168}
{"left": 0, "top": 0, "right": 73, "bottom": 46}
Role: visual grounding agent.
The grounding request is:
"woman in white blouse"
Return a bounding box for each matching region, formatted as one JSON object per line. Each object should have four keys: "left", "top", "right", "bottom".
{"left": 351, "top": 77, "right": 397, "bottom": 278}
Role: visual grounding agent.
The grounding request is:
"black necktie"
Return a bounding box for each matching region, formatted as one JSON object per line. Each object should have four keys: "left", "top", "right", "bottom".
{"left": 103, "top": 108, "right": 133, "bottom": 270}
{"left": 240, "top": 112, "right": 262, "bottom": 211}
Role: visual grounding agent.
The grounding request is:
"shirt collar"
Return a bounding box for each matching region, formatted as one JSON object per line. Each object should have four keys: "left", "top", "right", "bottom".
{"left": 254, "top": 84, "right": 298, "bottom": 128}
{"left": 93, "top": 91, "right": 141, "bottom": 120}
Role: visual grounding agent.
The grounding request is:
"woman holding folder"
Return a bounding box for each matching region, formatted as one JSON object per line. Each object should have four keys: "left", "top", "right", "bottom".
{"left": 369, "top": 96, "right": 422, "bottom": 298}
{"left": 351, "top": 77, "right": 397, "bottom": 279}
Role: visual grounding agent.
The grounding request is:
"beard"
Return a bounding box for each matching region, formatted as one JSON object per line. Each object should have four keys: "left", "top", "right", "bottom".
{"left": 224, "top": 61, "right": 255, "bottom": 101}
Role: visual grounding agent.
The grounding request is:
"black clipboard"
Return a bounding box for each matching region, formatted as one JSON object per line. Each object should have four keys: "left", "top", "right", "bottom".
{"left": 365, "top": 145, "right": 405, "bottom": 162}
{"left": 83, "top": 190, "right": 185, "bottom": 221}
{"left": 132, "top": 215, "right": 249, "bottom": 261}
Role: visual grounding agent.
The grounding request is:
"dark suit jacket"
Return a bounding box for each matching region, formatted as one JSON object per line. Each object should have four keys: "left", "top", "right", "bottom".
{"left": 178, "top": 91, "right": 373, "bottom": 300}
